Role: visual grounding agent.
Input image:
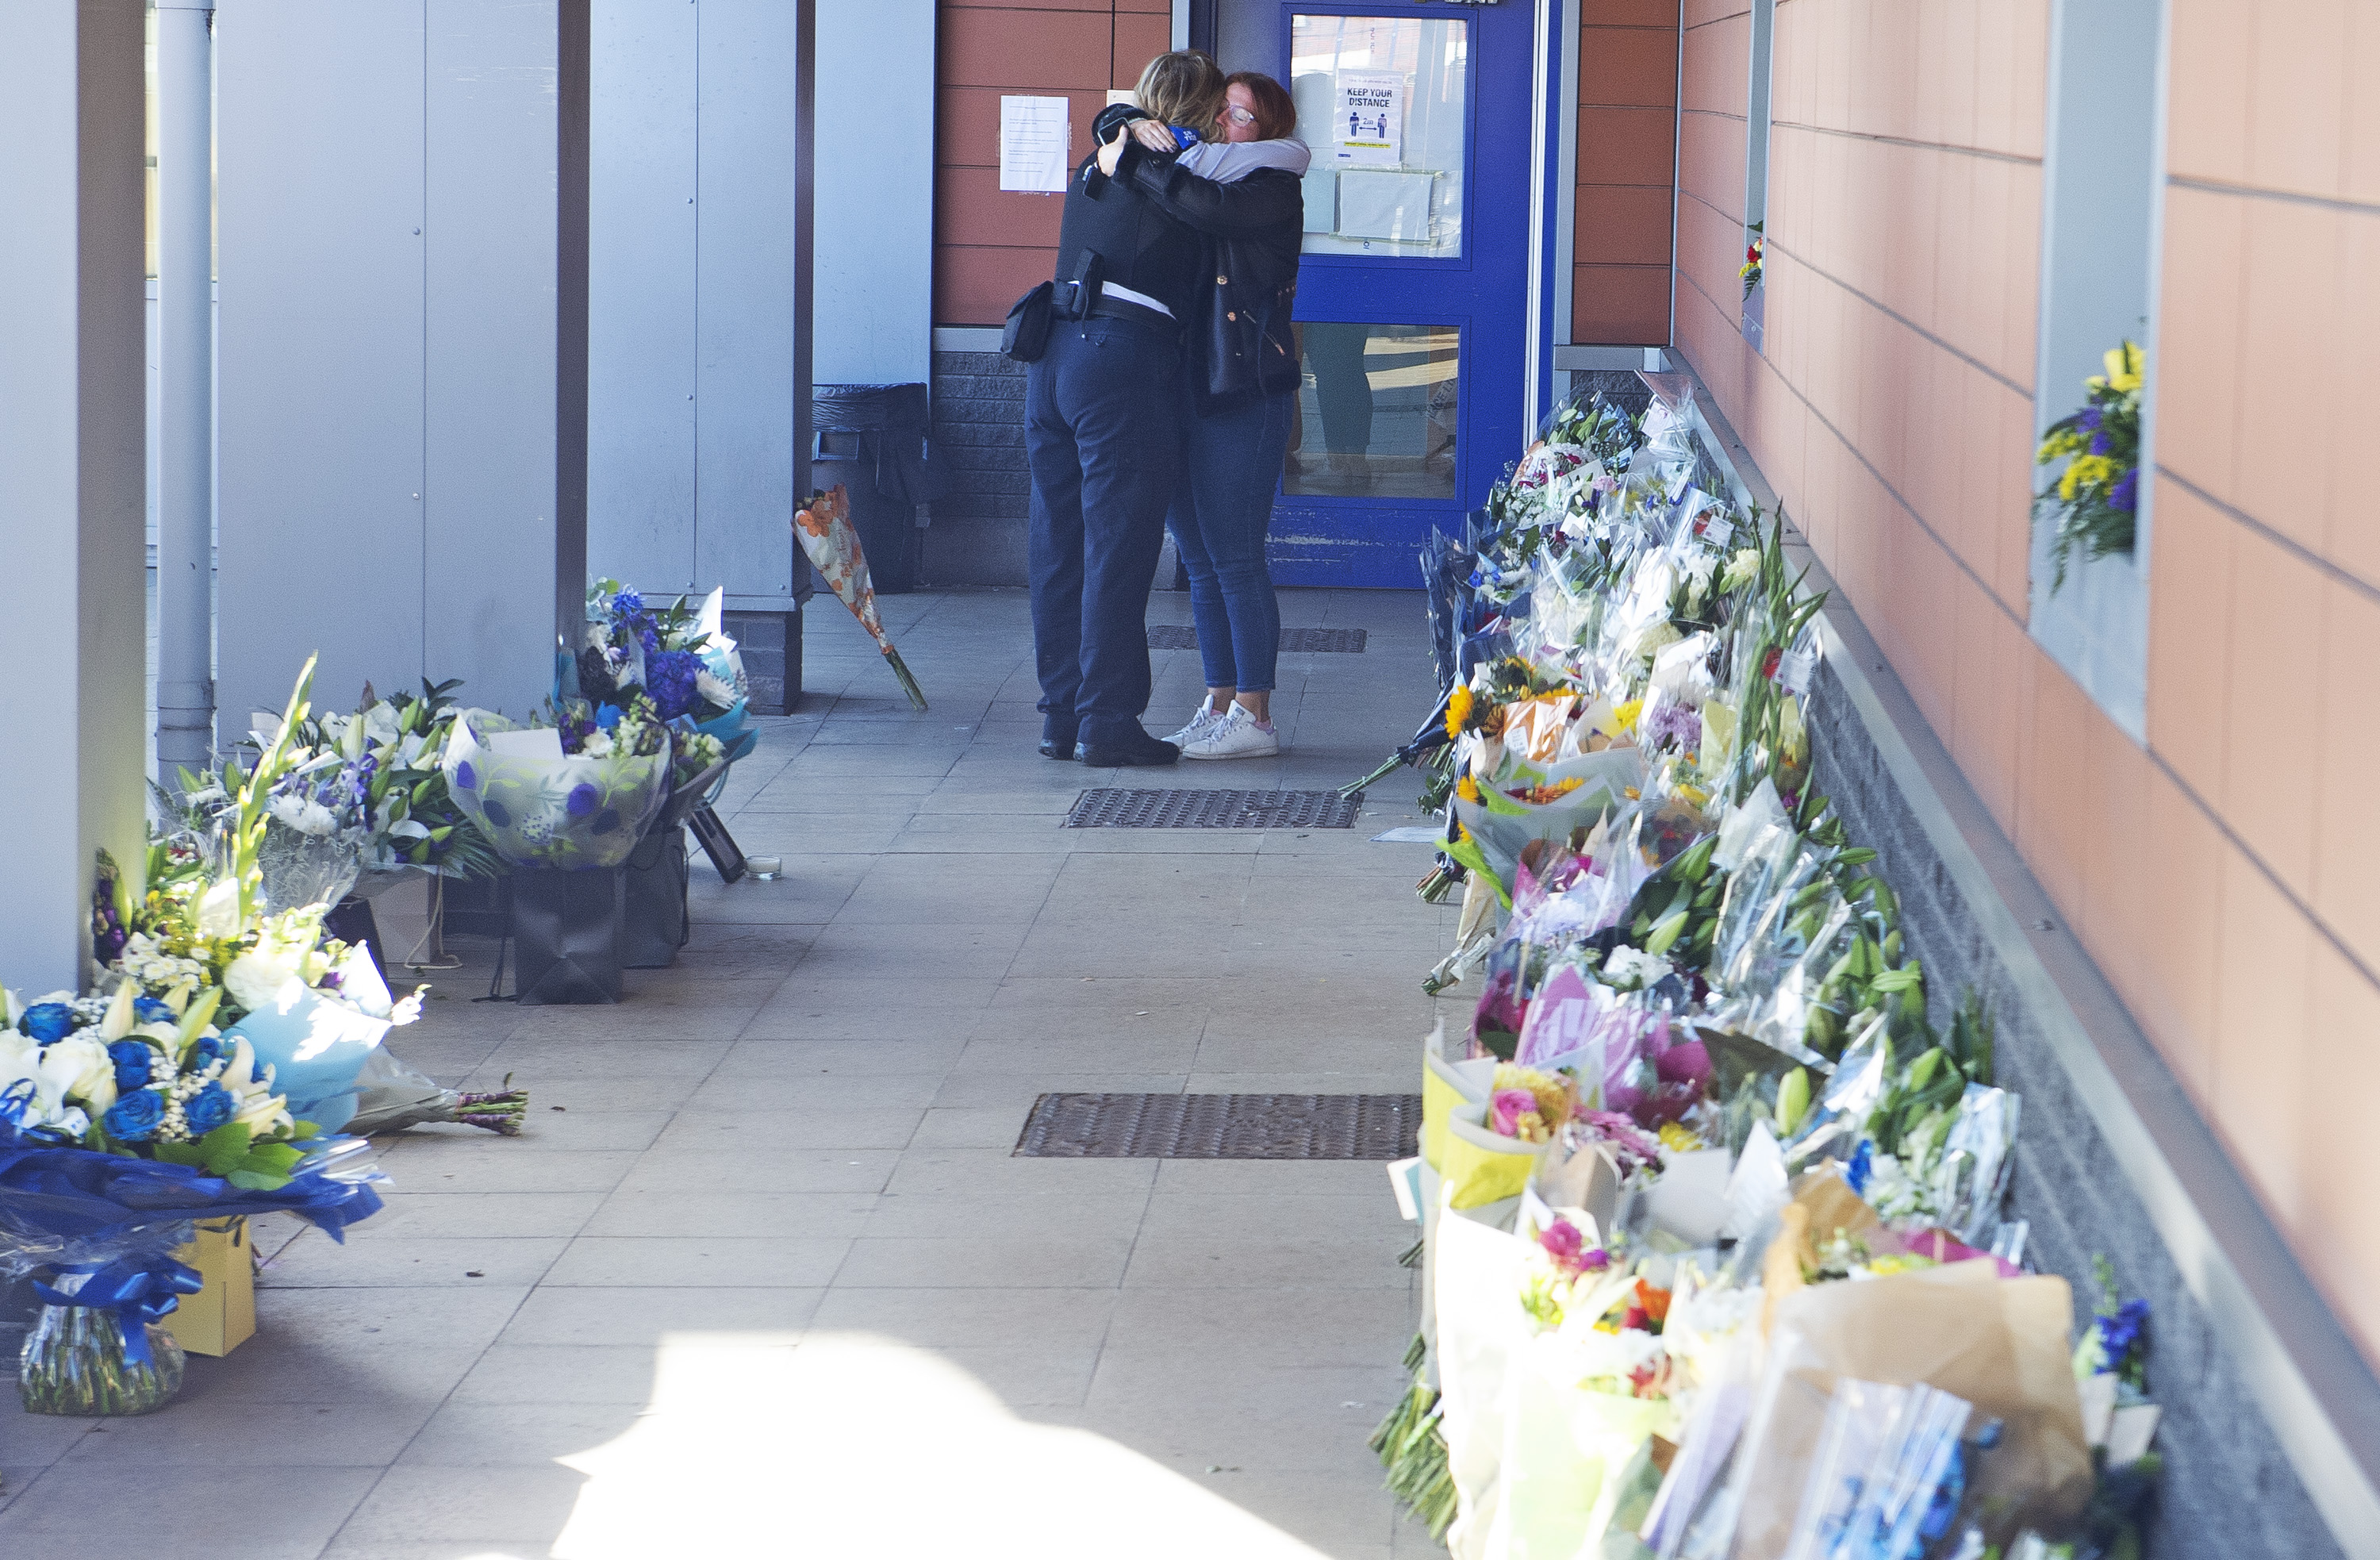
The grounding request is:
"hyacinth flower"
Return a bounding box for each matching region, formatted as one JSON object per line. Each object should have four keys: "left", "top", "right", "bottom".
{"left": 792, "top": 486, "right": 927, "bottom": 711}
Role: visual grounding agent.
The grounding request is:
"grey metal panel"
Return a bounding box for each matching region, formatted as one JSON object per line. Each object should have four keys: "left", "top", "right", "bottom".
{"left": 213, "top": 0, "right": 427, "bottom": 731}
{"left": 693, "top": 0, "right": 801, "bottom": 600}
{"left": 424, "top": 0, "right": 563, "bottom": 718}
{"left": 0, "top": 0, "right": 148, "bottom": 992}
{"left": 588, "top": 0, "right": 698, "bottom": 594}
{"left": 814, "top": 0, "right": 932, "bottom": 386}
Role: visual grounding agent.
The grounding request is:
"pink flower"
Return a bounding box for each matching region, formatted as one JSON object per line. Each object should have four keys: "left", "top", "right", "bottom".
{"left": 1540, "top": 1218, "right": 1583, "bottom": 1262}
{"left": 1491, "top": 1088, "right": 1539, "bottom": 1136}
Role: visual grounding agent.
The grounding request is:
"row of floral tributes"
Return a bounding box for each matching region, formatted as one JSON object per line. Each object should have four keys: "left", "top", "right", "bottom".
{"left": 1361, "top": 382, "right": 2162, "bottom": 1560}
{"left": 0, "top": 585, "right": 759, "bottom": 1416}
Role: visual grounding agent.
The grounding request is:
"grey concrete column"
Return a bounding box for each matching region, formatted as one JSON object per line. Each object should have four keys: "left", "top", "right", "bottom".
{"left": 0, "top": 0, "right": 151, "bottom": 993}
{"left": 215, "top": 0, "right": 590, "bottom": 728}
{"left": 154, "top": 1, "right": 217, "bottom": 772}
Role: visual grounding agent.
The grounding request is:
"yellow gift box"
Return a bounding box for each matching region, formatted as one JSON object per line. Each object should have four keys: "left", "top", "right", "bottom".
{"left": 162, "top": 1216, "right": 255, "bottom": 1357}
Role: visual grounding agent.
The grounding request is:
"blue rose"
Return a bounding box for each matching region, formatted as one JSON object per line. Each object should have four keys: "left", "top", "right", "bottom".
{"left": 19, "top": 1004, "right": 75, "bottom": 1043}
{"left": 566, "top": 782, "right": 600, "bottom": 818}
{"left": 190, "top": 1034, "right": 226, "bottom": 1069}
{"left": 594, "top": 702, "right": 623, "bottom": 731}
{"left": 184, "top": 1082, "right": 236, "bottom": 1135}
{"left": 102, "top": 1089, "right": 167, "bottom": 1143}
{"left": 132, "top": 997, "right": 175, "bottom": 1025}
{"left": 108, "top": 1040, "right": 153, "bottom": 1090}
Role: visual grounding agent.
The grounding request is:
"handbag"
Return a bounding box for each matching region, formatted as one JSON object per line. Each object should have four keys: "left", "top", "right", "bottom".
{"left": 1001, "top": 281, "right": 1054, "bottom": 363}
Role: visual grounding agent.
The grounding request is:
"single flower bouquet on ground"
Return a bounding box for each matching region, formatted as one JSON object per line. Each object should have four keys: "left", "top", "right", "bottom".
{"left": 793, "top": 485, "right": 927, "bottom": 709}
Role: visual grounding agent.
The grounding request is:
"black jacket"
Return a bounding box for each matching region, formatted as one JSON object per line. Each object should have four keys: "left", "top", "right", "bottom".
{"left": 1094, "top": 105, "right": 1307, "bottom": 412}
{"left": 1054, "top": 132, "right": 1202, "bottom": 319}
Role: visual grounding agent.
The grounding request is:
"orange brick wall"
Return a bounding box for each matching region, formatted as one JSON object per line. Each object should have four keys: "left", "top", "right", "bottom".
{"left": 935, "top": 1, "right": 1173, "bottom": 327}
{"left": 1674, "top": 0, "right": 2380, "bottom": 1369}
{"left": 1575, "top": 0, "right": 1680, "bottom": 344}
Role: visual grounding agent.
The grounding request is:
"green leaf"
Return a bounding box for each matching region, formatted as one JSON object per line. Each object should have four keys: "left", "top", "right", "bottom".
{"left": 243, "top": 1143, "right": 305, "bottom": 1173}
{"left": 199, "top": 1121, "right": 255, "bottom": 1178}
{"left": 224, "top": 1168, "right": 291, "bottom": 1191}
{"left": 152, "top": 1139, "right": 209, "bottom": 1167}
{"left": 290, "top": 1119, "right": 321, "bottom": 1139}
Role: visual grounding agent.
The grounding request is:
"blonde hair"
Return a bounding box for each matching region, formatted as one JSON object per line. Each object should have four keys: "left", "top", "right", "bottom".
{"left": 1134, "top": 51, "right": 1227, "bottom": 133}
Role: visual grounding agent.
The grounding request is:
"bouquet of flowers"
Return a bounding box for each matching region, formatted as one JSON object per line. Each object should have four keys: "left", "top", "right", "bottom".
{"left": 579, "top": 582, "right": 752, "bottom": 742}
{"left": 0, "top": 1040, "right": 383, "bottom": 1414}
{"left": 2033, "top": 342, "right": 2143, "bottom": 589}
{"left": 793, "top": 485, "right": 927, "bottom": 710}
{"left": 440, "top": 698, "right": 672, "bottom": 871}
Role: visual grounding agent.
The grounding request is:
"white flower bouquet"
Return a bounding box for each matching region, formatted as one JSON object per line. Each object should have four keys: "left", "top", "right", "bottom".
{"left": 440, "top": 703, "right": 670, "bottom": 870}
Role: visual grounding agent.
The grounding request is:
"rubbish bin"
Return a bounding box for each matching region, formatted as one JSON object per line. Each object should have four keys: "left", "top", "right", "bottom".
{"left": 812, "top": 382, "right": 942, "bottom": 594}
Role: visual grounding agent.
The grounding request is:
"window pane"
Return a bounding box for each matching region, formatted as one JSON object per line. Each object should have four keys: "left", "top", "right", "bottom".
{"left": 1290, "top": 15, "right": 1468, "bottom": 259}
{"left": 1285, "top": 323, "right": 1459, "bottom": 501}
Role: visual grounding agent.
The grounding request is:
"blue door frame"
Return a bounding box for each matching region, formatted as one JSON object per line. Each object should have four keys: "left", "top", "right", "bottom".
{"left": 1250, "top": 0, "right": 1557, "bottom": 590}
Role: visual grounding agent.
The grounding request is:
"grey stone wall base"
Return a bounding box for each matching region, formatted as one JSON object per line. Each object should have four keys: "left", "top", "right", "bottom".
{"left": 722, "top": 606, "right": 801, "bottom": 715}
{"left": 928, "top": 349, "right": 1029, "bottom": 587}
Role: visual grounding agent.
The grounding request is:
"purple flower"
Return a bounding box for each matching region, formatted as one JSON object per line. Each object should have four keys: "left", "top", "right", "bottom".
{"left": 2108, "top": 467, "right": 2138, "bottom": 513}
{"left": 566, "top": 782, "right": 600, "bottom": 818}
{"left": 645, "top": 650, "right": 702, "bottom": 721}
{"left": 2089, "top": 431, "right": 2111, "bottom": 456}
{"left": 2075, "top": 406, "right": 2102, "bottom": 432}
{"left": 610, "top": 587, "right": 644, "bottom": 619}
{"left": 2097, "top": 1298, "right": 2149, "bottom": 1366}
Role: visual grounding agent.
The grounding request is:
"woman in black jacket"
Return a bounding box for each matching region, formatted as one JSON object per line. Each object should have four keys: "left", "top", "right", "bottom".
{"left": 1098, "top": 75, "right": 1308, "bottom": 761}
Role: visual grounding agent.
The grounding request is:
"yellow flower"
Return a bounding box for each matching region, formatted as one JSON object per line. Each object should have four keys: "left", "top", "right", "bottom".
{"left": 1656, "top": 1120, "right": 1702, "bottom": 1155}
{"left": 1457, "top": 774, "right": 1482, "bottom": 805}
{"left": 2102, "top": 342, "right": 2143, "bottom": 394}
{"left": 1611, "top": 698, "right": 1643, "bottom": 733}
{"left": 1493, "top": 1063, "right": 1574, "bottom": 1130}
{"left": 1445, "top": 682, "right": 1474, "bottom": 740}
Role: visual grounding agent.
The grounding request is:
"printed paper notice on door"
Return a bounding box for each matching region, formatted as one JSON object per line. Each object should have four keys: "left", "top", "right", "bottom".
{"left": 999, "top": 95, "right": 1072, "bottom": 193}
{"left": 1330, "top": 69, "right": 1403, "bottom": 166}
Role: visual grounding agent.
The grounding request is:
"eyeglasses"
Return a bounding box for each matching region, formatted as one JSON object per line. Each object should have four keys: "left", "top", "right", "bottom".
{"left": 1222, "top": 106, "right": 1258, "bottom": 125}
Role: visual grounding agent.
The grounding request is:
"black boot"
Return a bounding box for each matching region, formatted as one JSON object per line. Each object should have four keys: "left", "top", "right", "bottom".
{"left": 1076, "top": 728, "right": 1180, "bottom": 767}
{"left": 1039, "top": 715, "right": 1079, "bottom": 761}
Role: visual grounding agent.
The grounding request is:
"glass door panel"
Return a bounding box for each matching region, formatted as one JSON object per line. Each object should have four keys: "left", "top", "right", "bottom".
{"left": 1284, "top": 322, "right": 1460, "bottom": 500}
{"left": 1289, "top": 14, "right": 1468, "bottom": 259}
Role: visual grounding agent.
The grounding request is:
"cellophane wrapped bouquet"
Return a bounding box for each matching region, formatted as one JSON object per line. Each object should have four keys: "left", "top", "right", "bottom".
{"left": 3, "top": 664, "right": 401, "bottom": 1412}
{"left": 578, "top": 581, "right": 758, "bottom": 766}
{"left": 440, "top": 697, "right": 674, "bottom": 871}
{"left": 1368, "top": 380, "right": 2155, "bottom": 1559}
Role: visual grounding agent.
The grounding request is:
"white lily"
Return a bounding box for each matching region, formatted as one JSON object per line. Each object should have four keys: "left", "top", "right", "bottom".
{"left": 38, "top": 1032, "right": 116, "bottom": 1113}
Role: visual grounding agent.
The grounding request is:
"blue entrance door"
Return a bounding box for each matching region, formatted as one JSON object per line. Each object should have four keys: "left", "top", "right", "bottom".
{"left": 1214, "top": 2, "right": 1539, "bottom": 587}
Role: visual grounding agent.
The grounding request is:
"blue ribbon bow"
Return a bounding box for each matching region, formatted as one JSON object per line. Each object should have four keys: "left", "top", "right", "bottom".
{"left": 34, "top": 1257, "right": 205, "bottom": 1369}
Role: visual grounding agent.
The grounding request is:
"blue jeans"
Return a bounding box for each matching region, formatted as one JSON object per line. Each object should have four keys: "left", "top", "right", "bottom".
{"left": 1025, "top": 316, "right": 1181, "bottom": 744}
{"left": 1167, "top": 387, "right": 1291, "bottom": 694}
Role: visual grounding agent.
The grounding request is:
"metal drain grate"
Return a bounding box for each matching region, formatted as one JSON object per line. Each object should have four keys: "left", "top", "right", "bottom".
{"left": 1015, "top": 1093, "right": 1422, "bottom": 1159}
{"left": 1063, "top": 788, "right": 1361, "bottom": 828}
{"left": 1145, "top": 625, "right": 1367, "bottom": 653}
{"left": 1279, "top": 626, "right": 1368, "bottom": 653}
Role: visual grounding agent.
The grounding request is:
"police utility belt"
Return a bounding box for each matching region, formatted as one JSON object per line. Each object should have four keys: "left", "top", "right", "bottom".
{"left": 1000, "top": 255, "right": 1173, "bottom": 364}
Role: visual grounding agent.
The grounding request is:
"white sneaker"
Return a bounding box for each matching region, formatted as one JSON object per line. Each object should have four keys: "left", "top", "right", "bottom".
{"left": 1164, "top": 702, "right": 1227, "bottom": 747}
{"left": 1182, "top": 705, "right": 1280, "bottom": 760}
